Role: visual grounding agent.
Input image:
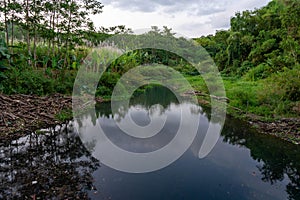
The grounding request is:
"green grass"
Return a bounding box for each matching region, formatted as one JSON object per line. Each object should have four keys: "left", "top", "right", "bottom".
{"left": 55, "top": 109, "right": 73, "bottom": 122}
{"left": 185, "top": 73, "right": 299, "bottom": 119}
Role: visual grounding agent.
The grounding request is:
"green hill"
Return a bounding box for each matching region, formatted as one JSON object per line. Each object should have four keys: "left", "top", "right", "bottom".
{"left": 194, "top": 0, "right": 300, "bottom": 118}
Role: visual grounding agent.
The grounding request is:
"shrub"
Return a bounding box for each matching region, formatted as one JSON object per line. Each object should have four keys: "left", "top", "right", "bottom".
{"left": 0, "top": 68, "right": 76, "bottom": 95}
{"left": 244, "top": 63, "right": 272, "bottom": 81}
{"left": 266, "top": 66, "right": 300, "bottom": 102}
{"left": 258, "top": 65, "right": 300, "bottom": 116}
{"left": 237, "top": 61, "right": 254, "bottom": 77}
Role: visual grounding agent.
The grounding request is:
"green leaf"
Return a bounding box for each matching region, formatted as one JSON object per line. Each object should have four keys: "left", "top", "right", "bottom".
{"left": 0, "top": 72, "right": 7, "bottom": 79}
{"left": 71, "top": 61, "right": 77, "bottom": 69}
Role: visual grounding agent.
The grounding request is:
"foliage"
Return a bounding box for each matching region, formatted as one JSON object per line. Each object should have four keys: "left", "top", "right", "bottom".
{"left": 0, "top": 68, "right": 76, "bottom": 95}
{"left": 0, "top": 34, "right": 10, "bottom": 79}
{"left": 193, "top": 0, "right": 300, "bottom": 117}
{"left": 244, "top": 63, "right": 272, "bottom": 81}
{"left": 195, "top": 0, "right": 300, "bottom": 77}
{"left": 0, "top": 0, "right": 129, "bottom": 70}
{"left": 96, "top": 72, "right": 120, "bottom": 97}
{"left": 55, "top": 109, "right": 73, "bottom": 121}
{"left": 0, "top": 0, "right": 299, "bottom": 120}
{"left": 260, "top": 66, "right": 300, "bottom": 103}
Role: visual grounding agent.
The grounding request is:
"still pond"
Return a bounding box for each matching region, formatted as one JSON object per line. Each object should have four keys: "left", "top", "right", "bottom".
{"left": 1, "top": 87, "right": 300, "bottom": 199}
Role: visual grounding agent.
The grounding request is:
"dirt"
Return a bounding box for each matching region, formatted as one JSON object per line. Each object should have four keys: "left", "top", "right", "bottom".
{"left": 226, "top": 103, "right": 300, "bottom": 144}
{"left": 249, "top": 117, "right": 300, "bottom": 144}
{"left": 0, "top": 94, "right": 74, "bottom": 143}
{"left": 0, "top": 94, "right": 299, "bottom": 145}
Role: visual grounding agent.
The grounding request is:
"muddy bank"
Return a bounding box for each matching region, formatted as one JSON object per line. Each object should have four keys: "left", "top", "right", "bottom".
{"left": 223, "top": 102, "right": 300, "bottom": 144}
{"left": 249, "top": 117, "right": 300, "bottom": 144}
{"left": 0, "top": 94, "right": 73, "bottom": 143}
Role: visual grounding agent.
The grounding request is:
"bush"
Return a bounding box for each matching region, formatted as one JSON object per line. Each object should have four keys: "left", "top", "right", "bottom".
{"left": 0, "top": 68, "right": 76, "bottom": 95}
{"left": 228, "top": 86, "right": 258, "bottom": 107}
{"left": 257, "top": 65, "right": 300, "bottom": 116}
{"left": 244, "top": 63, "right": 272, "bottom": 81}
{"left": 237, "top": 61, "right": 254, "bottom": 77}
{"left": 262, "top": 66, "right": 300, "bottom": 102}
{"left": 96, "top": 72, "right": 121, "bottom": 97}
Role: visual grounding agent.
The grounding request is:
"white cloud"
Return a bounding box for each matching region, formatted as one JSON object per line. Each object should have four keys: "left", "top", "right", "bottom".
{"left": 92, "top": 0, "right": 271, "bottom": 38}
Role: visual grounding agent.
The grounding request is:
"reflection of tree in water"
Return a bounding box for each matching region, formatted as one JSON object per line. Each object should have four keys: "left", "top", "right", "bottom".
{"left": 130, "top": 86, "right": 179, "bottom": 108}
{"left": 0, "top": 123, "right": 99, "bottom": 199}
{"left": 95, "top": 85, "right": 180, "bottom": 119}
{"left": 94, "top": 85, "right": 204, "bottom": 121}
{"left": 222, "top": 117, "right": 300, "bottom": 200}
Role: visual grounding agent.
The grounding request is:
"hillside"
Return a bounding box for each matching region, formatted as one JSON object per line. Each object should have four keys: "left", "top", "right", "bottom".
{"left": 195, "top": 0, "right": 300, "bottom": 118}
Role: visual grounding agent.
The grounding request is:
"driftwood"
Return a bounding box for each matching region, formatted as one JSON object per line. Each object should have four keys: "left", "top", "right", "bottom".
{"left": 0, "top": 94, "right": 73, "bottom": 142}
{"left": 184, "top": 90, "right": 230, "bottom": 103}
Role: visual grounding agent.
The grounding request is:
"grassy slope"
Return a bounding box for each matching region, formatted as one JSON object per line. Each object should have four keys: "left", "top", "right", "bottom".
{"left": 186, "top": 75, "right": 299, "bottom": 120}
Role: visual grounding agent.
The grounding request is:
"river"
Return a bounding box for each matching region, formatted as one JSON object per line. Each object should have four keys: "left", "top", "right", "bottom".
{"left": 1, "top": 87, "right": 299, "bottom": 199}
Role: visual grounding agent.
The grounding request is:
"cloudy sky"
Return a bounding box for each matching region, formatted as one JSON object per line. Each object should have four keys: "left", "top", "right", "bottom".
{"left": 92, "top": 0, "right": 271, "bottom": 38}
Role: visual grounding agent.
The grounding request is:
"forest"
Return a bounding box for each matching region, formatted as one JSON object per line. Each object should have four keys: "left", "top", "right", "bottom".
{"left": 195, "top": 0, "right": 300, "bottom": 118}
{"left": 0, "top": 0, "right": 131, "bottom": 93}
{"left": 0, "top": 0, "right": 299, "bottom": 137}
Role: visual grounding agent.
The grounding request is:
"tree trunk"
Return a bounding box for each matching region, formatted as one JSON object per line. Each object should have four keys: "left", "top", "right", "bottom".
{"left": 64, "top": 0, "right": 73, "bottom": 68}
{"left": 4, "top": 0, "right": 9, "bottom": 45}
{"left": 25, "top": 0, "right": 31, "bottom": 66}
{"left": 10, "top": 0, "right": 15, "bottom": 48}
{"left": 11, "top": 19, "right": 14, "bottom": 47}
{"left": 33, "top": 0, "right": 37, "bottom": 68}
{"left": 47, "top": 15, "right": 52, "bottom": 56}
{"left": 52, "top": 0, "right": 56, "bottom": 56}
{"left": 56, "top": 5, "right": 60, "bottom": 51}
{"left": 33, "top": 28, "right": 37, "bottom": 68}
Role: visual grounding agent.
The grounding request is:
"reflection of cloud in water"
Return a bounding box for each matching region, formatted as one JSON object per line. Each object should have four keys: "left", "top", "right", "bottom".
{"left": 76, "top": 102, "right": 206, "bottom": 154}
{"left": 115, "top": 104, "right": 167, "bottom": 139}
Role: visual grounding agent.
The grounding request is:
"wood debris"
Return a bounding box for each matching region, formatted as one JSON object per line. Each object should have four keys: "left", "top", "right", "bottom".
{"left": 0, "top": 94, "right": 72, "bottom": 142}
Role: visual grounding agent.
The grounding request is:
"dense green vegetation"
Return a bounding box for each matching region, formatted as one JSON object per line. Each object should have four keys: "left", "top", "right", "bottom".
{"left": 0, "top": 0, "right": 299, "bottom": 119}
{"left": 195, "top": 0, "right": 300, "bottom": 117}
{"left": 0, "top": 0, "right": 130, "bottom": 95}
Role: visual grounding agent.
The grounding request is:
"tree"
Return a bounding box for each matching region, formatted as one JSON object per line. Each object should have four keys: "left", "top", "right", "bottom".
{"left": 0, "top": 0, "right": 9, "bottom": 45}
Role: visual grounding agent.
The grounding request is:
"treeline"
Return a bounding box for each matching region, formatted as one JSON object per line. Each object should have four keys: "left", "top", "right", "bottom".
{"left": 195, "top": 0, "right": 300, "bottom": 110}
{"left": 195, "top": 0, "right": 299, "bottom": 77}
{"left": 0, "top": 0, "right": 132, "bottom": 95}
{"left": 1, "top": 0, "right": 102, "bottom": 53}
{"left": 0, "top": 0, "right": 132, "bottom": 69}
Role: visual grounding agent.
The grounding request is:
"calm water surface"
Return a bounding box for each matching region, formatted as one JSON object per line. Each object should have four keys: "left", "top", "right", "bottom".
{"left": 1, "top": 87, "right": 300, "bottom": 199}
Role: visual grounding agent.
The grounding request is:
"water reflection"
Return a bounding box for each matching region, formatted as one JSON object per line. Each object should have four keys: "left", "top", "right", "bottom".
{"left": 0, "top": 123, "right": 99, "bottom": 199}
{"left": 76, "top": 87, "right": 205, "bottom": 154}
{"left": 75, "top": 86, "right": 300, "bottom": 200}
{"left": 76, "top": 98, "right": 206, "bottom": 173}
{"left": 221, "top": 117, "right": 300, "bottom": 200}
{"left": 1, "top": 86, "right": 300, "bottom": 199}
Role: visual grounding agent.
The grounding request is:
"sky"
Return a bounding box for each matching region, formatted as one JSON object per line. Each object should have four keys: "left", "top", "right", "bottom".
{"left": 91, "top": 0, "right": 271, "bottom": 38}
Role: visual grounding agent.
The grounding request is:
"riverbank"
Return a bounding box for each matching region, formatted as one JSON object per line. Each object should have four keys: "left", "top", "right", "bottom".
{"left": 250, "top": 117, "right": 300, "bottom": 144}
{"left": 0, "top": 94, "right": 73, "bottom": 143}
{"left": 0, "top": 94, "right": 299, "bottom": 145}
{"left": 229, "top": 106, "right": 300, "bottom": 145}
{"left": 198, "top": 96, "right": 300, "bottom": 144}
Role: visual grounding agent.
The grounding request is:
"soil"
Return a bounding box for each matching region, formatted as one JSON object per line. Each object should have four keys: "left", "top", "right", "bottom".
{"left": 249, "top": 117, "right": 300, "bottom": 144}
{"left": 226, "top": 104, "right": 300, "bottom": 144}
{"left": 0, "top": 94, "right": 73, "bottom": 143}
{"left": 0, "top": 94, "right": 299, "bottom": 144}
